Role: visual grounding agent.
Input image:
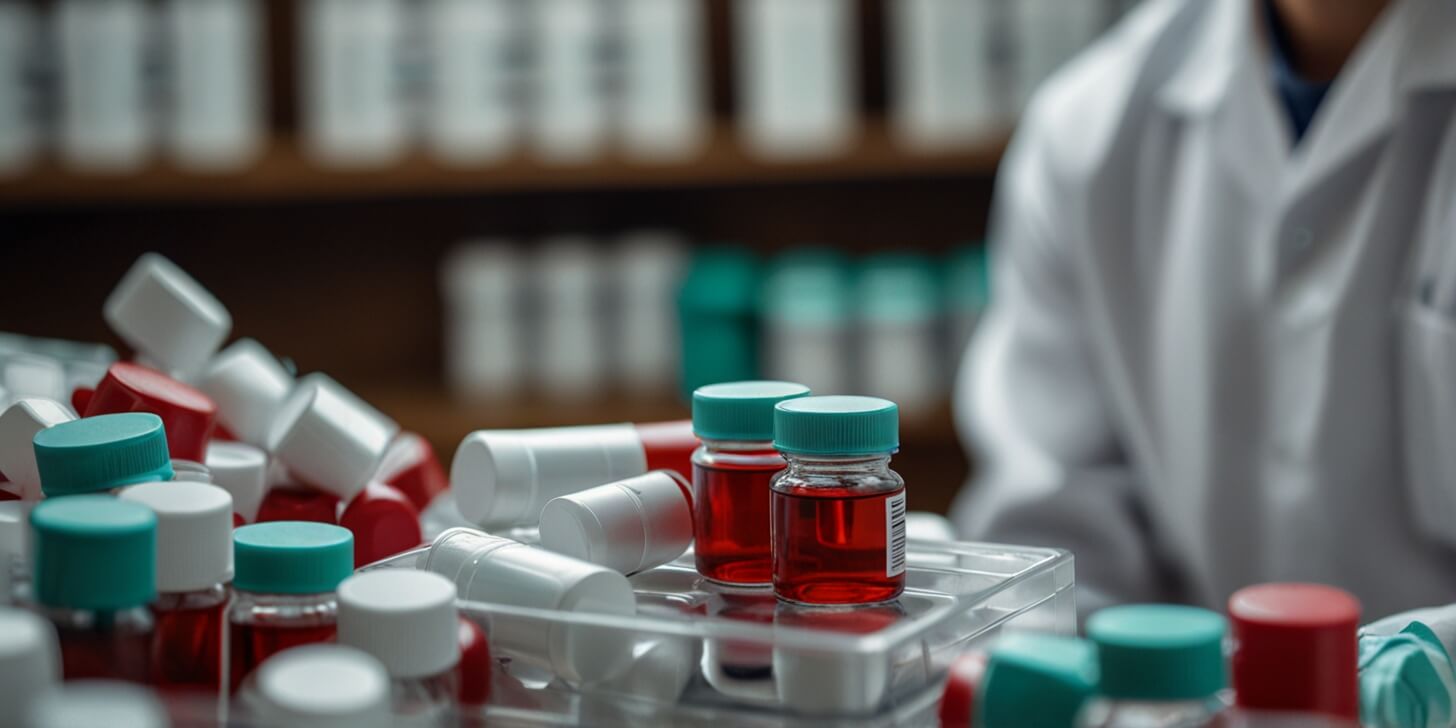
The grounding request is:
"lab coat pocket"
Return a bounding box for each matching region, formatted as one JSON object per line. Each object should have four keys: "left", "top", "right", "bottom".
{"left": 1401, "top": 304, "right": 1456, "bottom": 550}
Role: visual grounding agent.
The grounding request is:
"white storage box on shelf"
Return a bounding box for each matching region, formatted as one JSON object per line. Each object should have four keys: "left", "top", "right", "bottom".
{"left": 366, "top": 532, "right": 1074, "bottom": 726}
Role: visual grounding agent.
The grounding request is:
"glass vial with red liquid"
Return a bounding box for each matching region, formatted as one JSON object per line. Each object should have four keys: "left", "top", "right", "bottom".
{"left": 770, "top": 396, "right": 906, "bottom": 606}
{"left": 451, "top": 419, "right": 697, "bottom": 529}
{"left": 226, "top": 521, "right": 354, "bottom": 691}
{"left": 27, "top": 496, "right": 157, "bottom": 682}
{"left": 119, "top": 481, "right": 234, "bottom": 692}
{"left": 690, "top": 381, "right": 811, "bottom": 586}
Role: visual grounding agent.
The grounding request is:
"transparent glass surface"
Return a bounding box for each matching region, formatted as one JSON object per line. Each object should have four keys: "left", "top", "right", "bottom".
{"left": 1080, "top": 696, "right": 1230, "bottom": 728}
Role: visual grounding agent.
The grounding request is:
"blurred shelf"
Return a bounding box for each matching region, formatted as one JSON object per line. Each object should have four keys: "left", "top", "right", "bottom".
{"left": 363, "top": 385, "right": 961, "bottom": 462}
{"left": 0, "top": 122, "right": 1009, "bottom": 207}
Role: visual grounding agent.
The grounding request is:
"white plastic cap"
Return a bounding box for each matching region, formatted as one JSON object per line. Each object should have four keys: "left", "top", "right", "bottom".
{"left": 421, "top": 528, "right": 637, "bottom": 684}
{"left": 268, "top": 377, "right": 393, "bottom": 501}
{"left": 0, "top": 607, "right": 60, "bottom": 718}
{"left": 103, "top": 253, "right": 232, "bottom": 376}
{"left": 119, "top": 481, "right": 234, "bottom": 592}
{"left": 451, "top": 424, "right": 648, "bottom": 527}
{"left": 296, "top": 373, "right": 398, "bottom": 440}
{"left": 196, "top": 339, "right": 294, "bottom": 447}
{"left": 539, "top": 470, "right": 693, "bottom": 575}
{"left": 206, "top": 441, "right": 268, "bottom": 522}
{"left": 250, "top": 645, "right": 390, "bottom": 728}
{"left": 337, "top": 570, "right": 460, "bottom": 679}
{"left": 0, "top": 398, "right": 75, "bottom": 500}
{"left": 25, "top": 681, "right": 169, "bottom": 728}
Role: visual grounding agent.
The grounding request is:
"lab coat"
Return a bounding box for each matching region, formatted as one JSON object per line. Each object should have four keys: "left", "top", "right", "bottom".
{"left": 952, "top": 0, "right": 1456, "bottom": 645}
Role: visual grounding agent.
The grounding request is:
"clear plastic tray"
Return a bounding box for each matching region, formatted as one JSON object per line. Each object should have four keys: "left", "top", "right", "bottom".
{"left": 380, "top": 534, "right": 1075, "bottom": 727}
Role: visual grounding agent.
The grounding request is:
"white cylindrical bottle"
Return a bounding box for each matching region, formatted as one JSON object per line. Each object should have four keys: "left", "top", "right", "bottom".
{"left": 163, "top": 0, "right": 262, "bottom": 170}
{"left": 618, "top": 0, "right": 706, "bottom": 161}
{"left": 0, "top": 1, "right": 39, "bottom": 175}
{"left": 613, "top": 231, "right": 688, "bottom": 396}
{"left": 539, "top": 470, "right": 694, "bottom": 575}
{"left": 424, "top": 0, "right": 519, "bottom": 165}
{"left": 534, "top": 237, "right": 604, "bottom": 399}
{"left": 529, "top": 0, "right": 608, "bottom": 164}
{"left": 196, "top": 338, "right": 295, "bottom": 449}
{"left": 890, "top": 0, "right": 1007, "bottom": 149}
{"left": 337, "top": 570, "right": 460, "bottom": 723}
{"left": 857, "top": 254, "right": 944, "bottom": 415}
{"left": 56, "top": 0, "right": 153, "bottom": 172}
{"left": 300, "top": 0, "right": 408, "bottom": 167}
{"left": 422, "top": 528, "right": 636, "bottom": 685}
{"left": 441, "top": 241, "right": 525, "bottom": 401}
{"left": 735, "top": 0, "right": 855, "bottom": 159}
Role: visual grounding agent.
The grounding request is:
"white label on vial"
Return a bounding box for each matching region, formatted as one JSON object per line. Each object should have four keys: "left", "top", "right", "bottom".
{"left": 886, "top": 491, "right": 907, "bottom": 578}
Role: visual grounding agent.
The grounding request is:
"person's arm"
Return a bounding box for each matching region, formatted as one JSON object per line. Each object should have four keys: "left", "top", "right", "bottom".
{"left": 950, "top": 112, "right": 1178, "bottom": 618}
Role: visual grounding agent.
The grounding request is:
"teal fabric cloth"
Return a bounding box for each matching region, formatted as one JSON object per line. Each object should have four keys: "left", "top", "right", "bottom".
{"left": 1359, "top": 621, "right": 1456, "bottom": 728}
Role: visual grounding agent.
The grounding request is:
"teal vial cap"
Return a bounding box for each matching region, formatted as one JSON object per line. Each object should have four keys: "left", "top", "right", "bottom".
{"left": 1088, "top": 604, "right": 1228, "bottom": 701}
{"left": 233, "top": 522, "right": 354, "bottom": 595}
{"left": 773, "top": 396, "right": 899, "bottom": 456}
{"left": 34, "top": 413, "right": 174, "bottom": 497}
{"left": 980, "top": 633, "right": 1098, "bottom": 728}
{"left": 30, "top": 495, "right": 157, "bottom": 610}
{"left": 692, "top": 381, "right": 812, "bottom": 441}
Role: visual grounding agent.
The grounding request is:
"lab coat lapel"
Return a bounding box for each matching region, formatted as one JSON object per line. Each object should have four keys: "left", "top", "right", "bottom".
{"left": 1156, "top": 0, "right": 1287, "bottom": 207}
{"left": 1285, "top": 0, "right": 1456, "bottom": 202}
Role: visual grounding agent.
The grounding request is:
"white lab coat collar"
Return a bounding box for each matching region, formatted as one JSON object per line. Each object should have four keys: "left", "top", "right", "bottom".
{"left": 1157, "top": 0, "right": 1456, "bottom": 201}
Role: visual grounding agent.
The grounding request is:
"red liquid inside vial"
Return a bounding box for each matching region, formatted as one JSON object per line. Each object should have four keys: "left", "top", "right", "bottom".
{"left": 56, "top": 622, "right": 153, "bottom": 682}
{"left": 228, "top": 621, "right": 337, "bottom": 692}
{"left": 772, "top": 485, "right": 907, "bottom": 605}
{"left": 152, "top": 595, "right": 227, "bottom": 691}
{"left": 693, "top": 455, "right": 779, "bottom": 585}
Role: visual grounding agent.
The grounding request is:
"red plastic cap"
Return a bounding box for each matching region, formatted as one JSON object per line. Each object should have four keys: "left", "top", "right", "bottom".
{"left": 457, "top": 618, "right": 492, "bottom": 706}
{"left": 84, "top": 362, "right": 217, "bottom": 462}
{"left": 1229, "top": 582, "right": 1361, "bottom": 719}
{"left": 375, "top": 433, "right": 449, "bottom": 512}
{"left": 340, "top": 482, "right": 422, "bottom": 567}
{"left": 255, "top": 486, "right": 340, "bottom": 526}
{"left": 635, "top": 420, "right": 698, "bottom": 480}
{"left": 940, "top": 651, "right": 988, "bottom": 728}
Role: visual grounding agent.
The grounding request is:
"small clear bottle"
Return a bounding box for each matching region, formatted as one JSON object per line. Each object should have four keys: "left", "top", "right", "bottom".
{"left": 1080, "top": 605, "right": 1229, "bottom": 728}
{"left": 338, "top": 570, "right": 461, "bottom": 722}
{"left": 770, "top": 396, "right": 906, "bottom": 606}
{"left": 690, "top": 381, "right": 811, "bottom": 586}
{"left": 227, "top": 521, "right": 354, "bottom": 692}
{"left": 242, "top": 644, "right": 391, "bottom": 727}
{"left": 973, "top": 633, "right": 1096, "bottom": 728}
{"left": 26, "top": 495, "right": 157, "bottom": 682}
{"left": 119, "top": 480, "right": 234, "bottom": 692}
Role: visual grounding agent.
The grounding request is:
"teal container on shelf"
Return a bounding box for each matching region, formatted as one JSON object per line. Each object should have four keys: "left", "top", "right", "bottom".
{"left": 760, "top": 248, "right": 853, "bottom": 395}
{"left": 858, "top": 252, "right": 944, "bottom": 323}
{"left": 946, "top": 244, "right": 991, "bottom": 315}
{"left": 677, "top": 247, "right": 761, "bottom": 399}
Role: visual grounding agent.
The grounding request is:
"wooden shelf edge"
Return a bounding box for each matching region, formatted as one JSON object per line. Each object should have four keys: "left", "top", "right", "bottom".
{"left": 0, "top": 123, "right": 1009, "bottom": 207}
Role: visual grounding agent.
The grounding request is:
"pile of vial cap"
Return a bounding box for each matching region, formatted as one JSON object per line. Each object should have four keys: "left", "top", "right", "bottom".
{"left": 0, "top": 252, "right": 483, "bottom": 725}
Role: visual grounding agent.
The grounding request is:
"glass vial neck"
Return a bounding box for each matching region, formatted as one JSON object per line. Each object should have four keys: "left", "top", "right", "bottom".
{"left": 699, "top": 438, "right": 777, "bottom": 453}
{"left": 782, "top": 453, "right": 895, "bottom": 477}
